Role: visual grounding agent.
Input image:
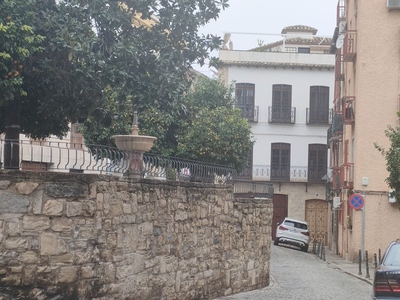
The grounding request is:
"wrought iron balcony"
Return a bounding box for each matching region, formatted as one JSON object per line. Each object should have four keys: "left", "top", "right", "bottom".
{"left": 335, "top": 51, "right": 344, "bottom": 81}
{"left": 331, "top": 163, "right": 354, "bottom": 190}
{"left": 327, "top": 126, "right": 333, "bottom": 148}
{"left": 342, "top": 96, "right": 355, "bottom": 124}
{"left": 306, "top": 108, "right": 333, "bottom": 125}
{"left": 337, "top": 0, "right": 346, "bottom": 25}
{"left": 343, "top": 30, "right": 357, "bottom": 62}
{"left": 234, "top": 180, "right": 274, "bottom": 199}
{"left": 332, "top": 113, "right": 343, "bottom": 134}
{"left": 237, "top": 105, "right": 259, "bottom": 122}
{"left": 268, "top": 107, "right": 296, "bottom": 124}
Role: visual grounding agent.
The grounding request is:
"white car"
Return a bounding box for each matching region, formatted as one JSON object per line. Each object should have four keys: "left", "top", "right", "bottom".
{"left": 274, "top": 217, "right": 310, "bottom": 252}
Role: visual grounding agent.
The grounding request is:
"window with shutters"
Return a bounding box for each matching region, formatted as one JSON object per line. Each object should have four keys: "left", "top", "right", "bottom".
{"left": 271, "top": 143, "right": 290, "bottom": 181}
{"left": 308, "top": 86, "right": 330, "bottom": 124}
{"left": 270, "top": 84, "right": 294, "bottom": 123}
{"left": 235, "top": 83, "right": 256, "bottom": 122}
{"left": 308, "top": 144, "right": 327, "bottom": 182}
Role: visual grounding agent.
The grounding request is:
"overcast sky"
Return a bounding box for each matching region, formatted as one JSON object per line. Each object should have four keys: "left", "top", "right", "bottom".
{"left": 194, "top": 0, "right": 338, "bottom": 76}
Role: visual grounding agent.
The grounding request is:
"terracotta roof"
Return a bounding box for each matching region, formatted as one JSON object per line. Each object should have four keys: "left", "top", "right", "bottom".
{"left": 281, "top": 25, "right": 318, "bottom": 34}
{"left": 250, "top": 37, "right": 332, "bottom": 52}
{"left": 220, "top": 60, "right": 334, "bottom": 70}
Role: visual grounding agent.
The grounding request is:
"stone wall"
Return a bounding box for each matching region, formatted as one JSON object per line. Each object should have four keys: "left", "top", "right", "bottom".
{"left": 0, "top": 171, "right": 272, "bottom": 300}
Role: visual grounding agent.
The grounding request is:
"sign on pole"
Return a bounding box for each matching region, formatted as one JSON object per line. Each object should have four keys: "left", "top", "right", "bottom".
{"left": 349, "top": 193, "right": 365, "bottom": 210}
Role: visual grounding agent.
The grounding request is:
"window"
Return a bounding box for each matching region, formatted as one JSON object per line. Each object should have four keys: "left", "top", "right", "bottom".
{"left": 308, "top": 86, "right": 330, "bottom": 124}
{"left": 237, "top": 147, "right": 253, "bottom": 180}
{"left": 298, "top": 47, "right": 311, "bottom": 53}
{"left": 271, "top": 143, "right": 290, "bottom": 181}
{"left": 235, "top": 83, "right": 256, "bottom": 122}
{"left": 308, "top": 144, "right": 327, "bottom": 182}
{"left": 270, "top": 84, "right": 294, "bottom": 123}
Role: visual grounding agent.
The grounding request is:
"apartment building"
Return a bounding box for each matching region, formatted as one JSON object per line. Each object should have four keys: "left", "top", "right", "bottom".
{"left": 329, "top": 0, "right": 400, "bottom": 260}
{"left": 219, "top": 25, "right": 335, "bottom": 243}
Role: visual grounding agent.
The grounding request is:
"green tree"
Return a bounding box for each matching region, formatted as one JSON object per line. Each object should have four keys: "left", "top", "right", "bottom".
{"left": 375, "top": 119, "right": 400, "bottom": 203}
{"left": 177, "top": 77, "right": 253, "bottom": 171}
{"left": 0, "top": 0, "right": 228, "bottom": 167}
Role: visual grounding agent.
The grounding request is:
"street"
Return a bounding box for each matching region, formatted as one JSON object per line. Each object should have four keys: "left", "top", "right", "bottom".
{"left": 217, "top": 245, "right": 372, "bottom": 300}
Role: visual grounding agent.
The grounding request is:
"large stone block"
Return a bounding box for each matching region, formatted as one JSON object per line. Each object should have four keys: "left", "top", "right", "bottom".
{"left": 58, "top": 266, "right": 78, "bottom": 283}
{"left": 5, "top": 237, "right": 28, "bottom": 249}
{"left": 52, "top": 218, "right": 72, "bottom": 233}
{"left": 0, "top": 180, "right": 11, "bottom": 190}
{"left": 40, "top": 232, "right": 57, "bottom": 255}
{"left": 45, "top": 183, "right": 88, "bottom": 198}
{"left": 0, "top": 191, "right": 29, "bottom": 213}
{"left": 15, "top": 182, "right": 39, "bottom": 195}
{"left": 66, "top": 201, "right": 95, "bottom": 217}
{"left": 23, "top": 216, "right": 50, "bottom": 231}
{"left": 43, "top": 200, "right": 63, "bottom": 216}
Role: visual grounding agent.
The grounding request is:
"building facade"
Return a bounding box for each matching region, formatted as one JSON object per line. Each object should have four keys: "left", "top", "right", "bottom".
{"left": 219, "top": 25, "right": 335, "bottom": 244}
{"left": 329, "top": 0, "right": 400, "bottom": 261}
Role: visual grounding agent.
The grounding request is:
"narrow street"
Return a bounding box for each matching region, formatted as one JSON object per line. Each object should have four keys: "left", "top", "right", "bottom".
{"left": 217, "top": 245, "right": 372, "bottom": 300}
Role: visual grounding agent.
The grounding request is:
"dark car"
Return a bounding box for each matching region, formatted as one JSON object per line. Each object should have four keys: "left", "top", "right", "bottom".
{"left": 373, "top": 239, "right": 400, "bottom": 299}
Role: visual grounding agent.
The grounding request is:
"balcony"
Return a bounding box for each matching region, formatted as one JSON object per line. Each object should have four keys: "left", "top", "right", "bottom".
{"left": 343, "top": 30, "right": 357, "bottom": 62}
{"left": 342, "top": 96, "right": 355, "bottom": 124}
{"left": 306, "top": 108, "right": 333, "bottom": 125}
{"left": 327, "top": 126, "right": 333, "bottom": 148}
{"left": 331, "top": 164, "right": 354, "bottom": 190}
{"left": 332, "top": 113, "right": 343, "bottom": 134}
{"left": 234, "top": 180, "right": 274, "bottom": 199}
{"left": 237, "top": 105, "right": 259, "bottom": 123}
{"left": 335, "top": 51, "right": 344, "bottom": 81}
{"left": 252, "top": 165, "right": 328, "bottom": 183}
{"left": 268, "top": 107, "right": 296, "bottom": 124}
{"left": 337, "top": 0, "right": 346, "bottom": 25}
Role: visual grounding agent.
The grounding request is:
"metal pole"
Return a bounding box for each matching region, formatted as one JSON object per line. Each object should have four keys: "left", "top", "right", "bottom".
{"left": 358, "top": 249, "right": 362, "bottom": 275}
{"left": 374, "top": 253, "right": 378, "bottom": 269}
{"left": 378, "top": 249, "right": 381, "bottom": 264}
{"left": 366, "top": 251, "right": 370, "bottom": 278}
{"left": 361, "top": 195, "right": 366, "bottom": 261}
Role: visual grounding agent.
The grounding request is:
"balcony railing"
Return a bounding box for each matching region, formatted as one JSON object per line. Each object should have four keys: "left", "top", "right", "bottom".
{"left": 332, "top": 113, "right": 343, "bottom": 134}
{"left": 335, "top": 51, "right": 344, "bottom": 81}
{"left": 342, "top": 96, "right": 355, "bottom": 124}
{"left": 237, "top": 105, "right": 259, "bottom": 122}
{"left": 337, "top": 0, "right": 346, "bottom": 25}
{"left": 327, "top": 126, "right": 333, "bottom": 148}
{"left": 268, "top": 107, "right": 296, "bottom": 124}
{"left": 343, "top": 30, "right": 357, "bottom": 62}
{"left": 234, "top": 180, "right": 274, "bottom": 198}
{"left": 306, "top": 108, "right": 333, "bottom": 125}
{"left": 252, "top": 165, "right": 328, "bottom": 183}
{"left": 331, "top": 163, "right": 354, "bottom": 190}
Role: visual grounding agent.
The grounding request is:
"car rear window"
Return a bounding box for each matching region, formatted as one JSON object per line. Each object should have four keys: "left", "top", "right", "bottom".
{"left": 283, "top": 220, "right": 307, "bottom": 230}
{"left": 383, "top": 244, "right": 400, "bottom": 266}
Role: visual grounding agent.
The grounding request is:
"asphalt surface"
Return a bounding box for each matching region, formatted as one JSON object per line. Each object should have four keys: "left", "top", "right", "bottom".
{"left": 216, "top": 244, "right": 372, "bottom": 300}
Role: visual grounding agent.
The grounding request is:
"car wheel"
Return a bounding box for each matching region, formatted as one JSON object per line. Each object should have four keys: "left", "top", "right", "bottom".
{"left": 274, "top": 238, "right": 279, "bottom": 246}
{"left": 301, "top": 244, "right": 309, "bottom": 252}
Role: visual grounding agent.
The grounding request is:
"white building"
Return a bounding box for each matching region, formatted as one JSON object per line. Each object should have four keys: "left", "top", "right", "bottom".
{"left": 219, "top": 25, "right": 335, "bottom": 244}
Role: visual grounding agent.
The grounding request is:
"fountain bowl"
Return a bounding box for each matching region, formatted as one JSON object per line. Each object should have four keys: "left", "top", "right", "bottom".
{"left": 112, "top": 135, "right": 157, "bottom": 152}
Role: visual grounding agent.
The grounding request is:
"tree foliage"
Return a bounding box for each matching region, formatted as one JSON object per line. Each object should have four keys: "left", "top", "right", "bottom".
{"left": 176, "top": 77, "right": 253, "bottom": 171}
{"left": 374, "top": 119, "right": 400, "bottom": 203}
{"left": 0, "top": 0, "right": 228, "bottom": 139}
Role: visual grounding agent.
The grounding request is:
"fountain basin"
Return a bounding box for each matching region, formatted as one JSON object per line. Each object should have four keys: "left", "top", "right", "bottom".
{"left": 112, "top": 135, "right": 157, "bottom": 152}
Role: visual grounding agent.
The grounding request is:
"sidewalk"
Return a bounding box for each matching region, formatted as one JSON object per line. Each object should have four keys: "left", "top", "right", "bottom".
{"left": 320, "top": 247, "right": 374, "bottom": 285}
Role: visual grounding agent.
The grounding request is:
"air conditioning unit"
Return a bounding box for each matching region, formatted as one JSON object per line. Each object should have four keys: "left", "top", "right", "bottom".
{"left": 333, "top": 197, "right": 341, "bottom": 209}
{"left": 388, "top": 0, "right": 400, "bottom": 9}
{"left": 389, "top": 189, "right": 397, "bottom": 203}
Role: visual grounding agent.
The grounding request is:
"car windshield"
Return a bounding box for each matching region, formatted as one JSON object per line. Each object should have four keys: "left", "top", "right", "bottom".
{"left": 284, "top": 220, "right": 307, "bottom": 230}
{"left": 383, "top": 244, "right": 400, "bottom": 266}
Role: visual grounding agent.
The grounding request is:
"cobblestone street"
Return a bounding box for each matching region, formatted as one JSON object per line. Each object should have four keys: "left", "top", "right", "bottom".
{"left": 217, "top": 245, "right": 372, "bottom": 300}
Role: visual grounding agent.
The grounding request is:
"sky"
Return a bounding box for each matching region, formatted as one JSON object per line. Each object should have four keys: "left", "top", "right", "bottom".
{"left": 194, "top": 0, "right": 339, "bottom": 76}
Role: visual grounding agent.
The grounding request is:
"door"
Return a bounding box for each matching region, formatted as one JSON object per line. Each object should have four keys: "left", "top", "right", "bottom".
{"left": 305, "top": 199, "right": 328, "bottom": 244}
{"left": 272, "top": 194, "right": 288, "bottom": 240}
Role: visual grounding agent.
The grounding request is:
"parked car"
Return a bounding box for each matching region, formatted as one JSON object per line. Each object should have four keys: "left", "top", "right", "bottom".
{"left": 274, "top": 217, "right": 309, "bottom": 252}
{"left": 373, "top": 239, "right": 400, "bottom": 299}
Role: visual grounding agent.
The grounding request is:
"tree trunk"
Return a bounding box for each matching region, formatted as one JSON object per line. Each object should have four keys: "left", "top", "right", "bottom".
{"left": 4, "top": 95, "right": 20, "bottom": 169}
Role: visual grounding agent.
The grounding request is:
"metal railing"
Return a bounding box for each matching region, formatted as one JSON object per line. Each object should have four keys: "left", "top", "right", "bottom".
{"left": 251, "top": 165, "right": 328, "bottom": 183}
{"left": 306, "top": 108, "right": 333, "bottom": 125}
{"left": 0, "top": 139, "right": 236, "bottom": 183}
{"left": 268, "top": 107, "right": 296, "bottom": 124}
{"left": 234, "top": 180, "right": 274, "bottom": 198}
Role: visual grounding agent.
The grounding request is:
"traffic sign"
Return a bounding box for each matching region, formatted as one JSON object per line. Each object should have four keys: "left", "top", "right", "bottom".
{"left": 349, "top": 193, "right": 365, "bottom": 210}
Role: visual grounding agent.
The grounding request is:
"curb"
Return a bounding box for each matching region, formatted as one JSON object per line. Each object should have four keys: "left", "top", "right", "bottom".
{"left": 323, "top": 258, "right": 373, "bottom": 285}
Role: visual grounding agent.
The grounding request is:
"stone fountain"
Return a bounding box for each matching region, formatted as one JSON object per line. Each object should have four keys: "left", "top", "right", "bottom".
{"left": 112, "top": 111, "right": 157, "bottom": 176}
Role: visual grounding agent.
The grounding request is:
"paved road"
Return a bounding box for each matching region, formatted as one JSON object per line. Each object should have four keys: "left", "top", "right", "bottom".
{"left": 217, "top": 245, "right": 372, "bottom": 300}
